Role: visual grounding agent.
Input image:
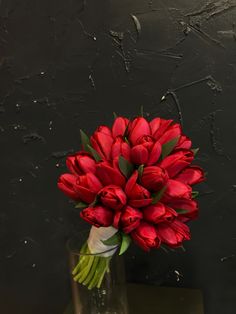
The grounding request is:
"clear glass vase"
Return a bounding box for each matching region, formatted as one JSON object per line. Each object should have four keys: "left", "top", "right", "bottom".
{"left": 68, "top": 232, "right": 129, "bottom": 314}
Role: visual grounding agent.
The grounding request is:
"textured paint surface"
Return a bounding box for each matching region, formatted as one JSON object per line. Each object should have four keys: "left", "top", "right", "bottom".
{"left": 0, "top": 0, "right": 236, "bottom": 313}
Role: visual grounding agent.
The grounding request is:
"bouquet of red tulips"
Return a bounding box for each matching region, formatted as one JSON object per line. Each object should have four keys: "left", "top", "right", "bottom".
{"left": 58, "top": 114, "right": 205, "bottom": 289}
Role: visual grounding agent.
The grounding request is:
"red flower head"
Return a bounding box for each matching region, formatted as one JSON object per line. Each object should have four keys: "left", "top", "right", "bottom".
{"left": 113, "top": 206, "right": 143, "bottom": 233}
{"left": 96, "top": 161, "right": 126, "bottom": 187}
{"left": 112, "top": 116, "right": 129, "bottom": 138}
{"left": 57, "top": 174, "right": 80, "bottom": 200}
{"left": 163, "top": 179, "right": 192, "bottom": 202}
{"left": 167, "top": 199, "right": 199, "bottom": 222}
{"left": 156, "top": 220, "right": 191, "bottom": 248}
{"left": 174, "top": 166, "right": 205, "bottom": 186}
{"left": 175, "top": 135, "right": 192, "bottom": 150}
{"left": 74, "top": 173, "right": 103, "bottom": 204}
{"left": 150, "top": 118, "right": 181, "bottom": 145}
{"left": 98, "top": 185, "right": 127, "bottom": 211}
{"left": 141, "top": 166, "right": 169, "bottom": 192}
{"left": 66, "top": 152, "right": 96, "bottom": 175}
{"left": 125, "top": 170, "right": 152, "bottom": 208}
{"left": 128, "top": 117, "right": 151, "bottom": 145}
{"left": 130, "top": 135, "right": 162, "bottom": 165}
{"left": 143, "top": 202, "right": 177, "bottom": 224}
{"left": 80, "top": 205, "right": 113, "bottom": 227}
{"left": 131, "top": 222, "right": 160, "bottom": 251}
{"left": 159, "top": 149, "right": 194, "bottom": 178}
{"left": 111, "top": 136, "right": 131, "bottom": 161}
{"left": 90, "top": 125, "right": 113, "bottom": 160}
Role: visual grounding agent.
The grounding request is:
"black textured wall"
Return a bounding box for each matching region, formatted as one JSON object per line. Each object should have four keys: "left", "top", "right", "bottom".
{"left": 1, "top": 0, "right": 236, "bottom": 313}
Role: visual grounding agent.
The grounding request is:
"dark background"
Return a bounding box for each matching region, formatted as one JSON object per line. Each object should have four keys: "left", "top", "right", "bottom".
{"left": 0, "top": 0, "right": 236, "bottom": 313}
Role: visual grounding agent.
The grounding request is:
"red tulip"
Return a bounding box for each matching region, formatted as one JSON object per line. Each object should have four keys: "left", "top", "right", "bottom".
{"left": 111, "top": 136, "right": 131, "bottom": 161}
{"left": 125, "top": 171, "right": 152, "bottom": 207}
{"left": 174, "top": 166, "right": 205, "bottom": 186}
{"left": 112, "top": 117, "right": 129, "bottom": 138}
{"left": 175, "top": 135, "right": 192, "bottom": 150}
{"left": 143, "top": 202, "right": 177, "bottom": 224}
{"left": 167, "top": 199, "right": 199, "bottom": 222}
{"left": 131, "top": 222, "right": 160, "bottom": 251}
{"left": 74, "top": 173, "right": 103, "bottom": 203}
{"left": 149, "top": 118, "right": 173, "bottom": 139}
{"left": 66, "top": 152, "right": 96, "bottom": 175}
{"left": 90, "top": 125, "right": 114, "bottom": 160}
{"left": 141, "top": 166, "right": 169, "bottom": 192}
{"left": 159, "top": 149, "right": 194, "bottom": 178}
{"left": 156, "top": 220, "right": 191, "bottom": 248}
{"left": 158, "top": 123, "right": 181, "bottom": 145}
{"left": 98, "top": 185, "right": 127, "bottom": 211}
{"left": 128, "top": 117, "right": 151, "bottom": 145}
{"left": 80, "top": 205, "right": 113, "bottom": 227}
{"left": 130, "top": 135, "right": 162, "bottom": 165}
{"left": 96, "top": 161, "right": 126, "bottom": 187}
{"left": 114, "top": 206, "right": 143, "bottom": 233}
{"left": 150, "top": 118, "right": 173, "bottom": 140}
{"left": 57, "top": 174, "right": 81, "bottom": 200}
{"left": 162, "top": 179, "right": 192, "bottom": 202}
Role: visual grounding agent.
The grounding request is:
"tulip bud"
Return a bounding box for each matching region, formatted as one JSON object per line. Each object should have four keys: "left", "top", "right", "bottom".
{"left": 96, "top": 161, "right": 126, "bottom": 187}
{"left": 159, "top": 149, "right": 194, "bottom": 178}
{"left": 112, "top": 117, "right": 129, "bottom": 138}
{"left": 174, "top": 166, "right": 205, "bottom": 186}
{"left": 167, "top": 199, "right": 198, "bottom": 222}
{"left": 66, "top": 152, "right": 96, "bottom": 175}
{"left": 90, "top": 125, "right": 114, "bottom": 160}
{"left": 150, "top": 118, "right": 173, "bottom": 140}
{"left": 111, "top": 136, "right": 131, "bottom": 161}
{"left": 143, "top": 202, "right": 177, "bottom": 224}
{"left": 75, "top": 173, "right": 103, "bottom": 203}
{"left": 125, "top": 171, "right": 152, "bottom": 208}
{"left": 156, "top": 220, "right": 190, "bottom": 248}
{"left": 141, "top": 166, "right": 169, "bottom": 192}
{"left": 163, "top": 179, "right": 192, "bottom": 202}
{"left": 120, "top": 206, "right": 143, "bottom": 233}
{"left": 80, "top": 205, "right": 114, "bottom": 227}
{"left": 131, "top": 222, "right": 160, "bottom": 251}
{"left": 128, "top": 117, "right": 151, "bottom": 145}
{"left": 57, "top": 173, "right": 80, "bottom": 200}
{"left": 98, "top": 185, "right": 127, "bottom": 211}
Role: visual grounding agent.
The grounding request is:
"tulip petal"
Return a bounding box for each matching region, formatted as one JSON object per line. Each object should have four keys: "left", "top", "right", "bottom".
{"left": 175, "top": 166, "right": 205, "bottom": 185}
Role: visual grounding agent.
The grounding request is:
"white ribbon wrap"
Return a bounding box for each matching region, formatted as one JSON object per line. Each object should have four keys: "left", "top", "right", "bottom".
{"left": 87, "top": 226, "right": 118, "bottom": 258}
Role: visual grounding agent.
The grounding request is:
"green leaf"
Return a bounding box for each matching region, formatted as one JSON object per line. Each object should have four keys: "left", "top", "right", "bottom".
{"left": 192, "top": 191, "right": 199, "bottom": 199}
{"left": 118, "top": 156, "right": 134, "bottom": 178}
{"left": 75, "top": 201, "right": 88, "bottom": 209}
{"left": 87, "top": 145, "right": 102, "bottom": 161}
{"left": 80, "top": 129, "right": 91, "bottom": 153}
{"left": 175, "top": 208, "right": 189, "bottom": 214}
{"left": 152, "top": 186, "right": 167, "bottom": 204}
{"left": 140, "top": 105, "right": 144, "bottom": 117}
{"left": 113, "top": 112, "right": 118, "bottom": 119}
{"left": 102, "top": 232, "right": 121, "bottom": 246}
{"left": 138, "top": 164, "right": 144, "bottom": 180}
{"left": 161, "top": 136, "right": 180, "bottom": 159}
{"left": 119, "top": 233, "right": 131, "bottom": 255}
{"left": 191, "top": 148, "right": 199, "bottom": 156}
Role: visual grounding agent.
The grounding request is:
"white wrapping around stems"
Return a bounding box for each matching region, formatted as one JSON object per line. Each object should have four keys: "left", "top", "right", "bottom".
{"left": 87, "top": 226, "right": 118, "bottom": 258}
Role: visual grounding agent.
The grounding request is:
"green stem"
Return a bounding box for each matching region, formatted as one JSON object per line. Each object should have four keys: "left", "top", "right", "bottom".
{"left": 82, "top": 256, "right": 99, "bottom": 286}
{"left": 88, "top": 257, "right": 106, "bottom": 290}
{"left": 97, "top": 257, "right": 111, "bottom": 289}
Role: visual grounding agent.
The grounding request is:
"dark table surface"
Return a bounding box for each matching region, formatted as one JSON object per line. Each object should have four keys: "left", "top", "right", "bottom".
{"left": 64, "top": 283, "right": 204, "bottom": 314}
